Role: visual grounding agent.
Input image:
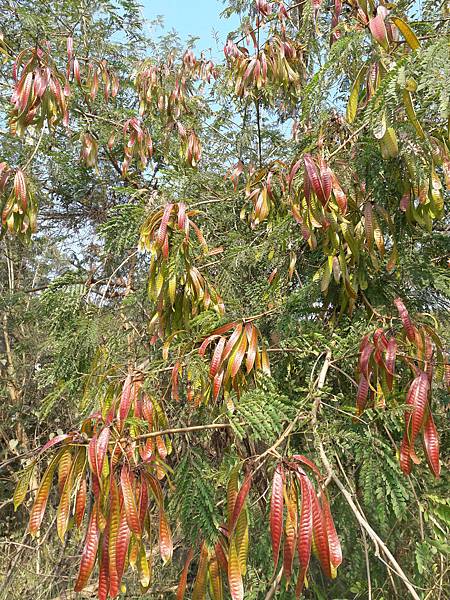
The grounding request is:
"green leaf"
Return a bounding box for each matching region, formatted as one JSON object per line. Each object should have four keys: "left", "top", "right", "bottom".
{"left": 13, "top": 462, "right": 35, "bottom": 510}
{"left": 403, "top": 90, "right": 425, "bottom": 138}
{"left": 346, "top": 66, "right": 366, "bottom": 123}
{"left": 392, "top": 17, "right": 420, "bottom": 51}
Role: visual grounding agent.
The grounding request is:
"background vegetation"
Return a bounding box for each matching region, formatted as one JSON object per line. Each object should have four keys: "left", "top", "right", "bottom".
{"left": 0, "top": 1, "right": 448, "bottom": 599}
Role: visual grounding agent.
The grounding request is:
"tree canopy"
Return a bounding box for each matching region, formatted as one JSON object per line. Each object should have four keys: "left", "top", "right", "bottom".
{"left": 0, "top": 1, "right": 449, "bottom": 599}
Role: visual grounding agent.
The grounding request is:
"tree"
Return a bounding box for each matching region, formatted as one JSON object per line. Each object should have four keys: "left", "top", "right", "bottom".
{"left": 1, "top": 0, "right": 449, "bottom": 599}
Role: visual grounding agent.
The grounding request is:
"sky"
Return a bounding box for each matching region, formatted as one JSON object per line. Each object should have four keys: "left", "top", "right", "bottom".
{"left": 141, "top": 0, "right": 240, "bottom": 59}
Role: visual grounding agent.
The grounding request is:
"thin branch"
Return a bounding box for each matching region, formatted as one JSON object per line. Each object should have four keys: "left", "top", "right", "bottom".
{"left": 118, "top": 422, "right": 231, "bottom": 443}
{"left": 407, "top": 476, "right": 425, "bottom": 542}
{"left": 360, "top": 291, "right": 385, "bottom": 320}
{"left": 73, "top": 107, "right": 119, "bottom": 127}
{"left": 327, "top": 122, "right": 367, "bottom": 160}
{"left": 311, "top": 349, "right": 332, "bottom": 425}
{"left": 23, "top": 126, "right": 45, "bottom": 172}
{"left": 318, "top": 444, "right": 422, "bottom": 600}
{"left": 328, "top": 362, "right": 359, "bottom": 388}
{"left": 1, "top": 423, "right": 232, "bottom": 469}
{"left": 245, "top": 307, "right": 278, "bottom": 322}
{"left": 264, "top": 567, "right": 284, "bottom": 600}
{"left": 255, "top": 98, "right": 262, "bottom": 168}
{"left": 234, "top": 1, "right": 307, "bottom": 45}
{"left": 361, "top": 528, "right": 373, "bottom": 600}
{"left": 99, "top": 250, "right": 139, "bottom": 307}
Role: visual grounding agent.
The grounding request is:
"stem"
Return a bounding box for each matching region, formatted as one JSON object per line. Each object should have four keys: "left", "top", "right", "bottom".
{"left": 234, "top": 1, "right": 307, "bottom": 46}
{"left": 407, "top": 476, "right": 425, "bottom": 542}
{"left": 318, "top": 444, "right": 422, "bottom": 600}
{"left": 23, "top": 127, "right": 45, "bottom": 172}
{"left": 244, "top": 307, "right": 278, "bottom": 322}
{"left": 264, "top": 567, "right": 283, "bottom": 600}
{"left": 360, "top": 291, "right": 385, "bottom": 320}
{"left": 255, "top": 21, "right": 262, "bottom": 168}
{"left": 99, "top": 250, "right": 139, "bottom": 308}
{"left": 120, "top": 422, "right": 231, "bottom": 443}
{"left": 255, "top": 97, "right": 262, "bottom": 168}
{"left": 327, "top": 122, "right": 367, "bottom": 160}
{"left": 362, "top": 528, "right": 373, "bottom": 600}
{"left": 311, "top": 349, "right": 332, "bottom": 424}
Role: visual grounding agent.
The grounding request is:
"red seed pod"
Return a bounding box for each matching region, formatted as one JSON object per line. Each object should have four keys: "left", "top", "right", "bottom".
{"left": 394, "top": 298, "right": 416, "bottom": 342}
{"left": 423, "top": 413, "right": 440, "bottom": 478}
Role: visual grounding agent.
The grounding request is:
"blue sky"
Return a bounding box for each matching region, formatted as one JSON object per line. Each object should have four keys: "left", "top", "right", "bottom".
{"left": 141, "top": 0, "right": 240, "bottom": 59}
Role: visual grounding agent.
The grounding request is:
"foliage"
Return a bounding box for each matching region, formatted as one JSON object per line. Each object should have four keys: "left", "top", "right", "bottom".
{"left": 0, "top": 1, "right": 449, "bottom": 599}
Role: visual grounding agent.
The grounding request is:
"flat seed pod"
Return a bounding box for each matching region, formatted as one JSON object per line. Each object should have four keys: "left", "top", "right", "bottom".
{"left": 270, "top": 464, "right": 284, "bottom": 567}
{"left": 192, "top": 542, "right": 209, "bottom": 600}
{"left": 320, "top": 493, "right": 342, "bottom": 571}
{"left": 394, "top": 298, "right": 416, "bottom": 342}
{"left": 209, "top": 552, "right": 223, "bottom": 600}
{"left": 74, "top": 502, "right": 100, "bottom": 591}
{"left": 13, "top": 462, "right": 35, "bottom": 511}
{"left": 159, "top": 506, "right": 173, "bottom": 564}
{"left": 29, "top": 449, "right": 64, "bottom": 536}
{"left": 310, "top": 486, "right": 331, "bottom": 579}
{"left": 282, "top": 483, "right": 297, "bottom": 581}
{"left": 115, "top": 504, "right": 131, "bottom": 586}
{"left": 228, "top": 539, "right": 243, "bottom": 600}
{"left": 120, "top": 464, "right": 141, "bottom": 536}
{"left": 97, "top": 526, "right": 110, "bottom": 600}
{"left": 423, "top": 414, "right": 440, "bottom": 478}
{"left": 176, "top": 548, "right": 194, "bottom": 600}
{"left": 229, "top": 474, "right": 252, "bottom": 533}
{"left": 108, "top": 477, "right": 121, "bottom": 598}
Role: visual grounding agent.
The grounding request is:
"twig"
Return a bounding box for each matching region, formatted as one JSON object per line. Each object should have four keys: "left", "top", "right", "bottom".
{"left": 73, "top": 107, "right": 120, "bottom": 127}
{"left": 360, "top": 291, "right": 385, "bottom": 320}
{"left": 1, "top": 423, "right": 231, "bottom": 469}
{"left": 320, "top": 400, "right": 367, "bottom": 424}
{"left": 190, "top": 197, "right": 227, "bottom": 208}
{"left": 264, "top": 566, "right": 284, "bottom": 600}
{"left": 0, "top": 530, "right": 28, "bottom": 596}
{"left": 327, "top": 122, "right": 367, "bottom": 160}
{"left": 361, "top": 528, "right": 372, "bottom": 600}
{"left": 99, "top": 250, "right": 139, "bottom": 307}
{"left": 234, "top": 1, "right": 307, "bottom": 46}
{"left": 0, "top": 448, "right": 39, "bottom": 471}
{"left": 318, "top": 444, "right": 422, "bottom": 600}
{"left": 328, "top": 363, "right": 359, "bottom": 388}
{"left": 23, "top": 127, "right": 45, "bottom": 172}
{"left": 119, "top": 422, "right": 231, "bottom": 443}
{"left": 245, "top": 307, "right": 278, "bottom": 322}
{"left": 255, "top": 97, "right": 262, "bottom": 168}
{"left": 0, "top": 540, "right": 34, "bottom": 550}
{"left": 311, "top": 350, "right": 332, "bottom": 425}
{"left": 407, "top": 476, "right": 425, "bottom": 542}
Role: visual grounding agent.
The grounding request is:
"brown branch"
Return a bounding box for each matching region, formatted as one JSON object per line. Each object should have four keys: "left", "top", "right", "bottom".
{"left": 22, "top": 127, "right": 45, "bottom": 172}
{"left": 264, "top": 567, "right": 284, "bottom": 600}
{"left": 118, "top": 422, "right": 231, "bottom": 443}
{"left": 244, "top": 307, "right": 278, "bottom": 322}
{"left": 362, "top": 528, "right": 373, "bottom": 600}
{"left": 73, "top": 107, "right": 120, "bottom": 128}
{"left": 0, "top": 423, "right": 232, "bottom": 470}
{"left": 234, "top": 1, "right": 307, "bottom": 46}
{"left": 2, "top": 314, "right": 20, "bottom": 404}
{"left": 360, "top": 291, "right": 385, "bottom": 320}
{"left": 318, "top": 444, "right": 422, "bottom": 600}
{"left": 311, "top": 349, "right": 332, "bottom": 424}
{"left": 327, "top": 122, "right": 367, "bottom": 160}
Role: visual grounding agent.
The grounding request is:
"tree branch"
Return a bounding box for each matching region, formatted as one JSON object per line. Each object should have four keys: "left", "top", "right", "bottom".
{"left": 318, "top": 444, "right": 422, "bottom": 600}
